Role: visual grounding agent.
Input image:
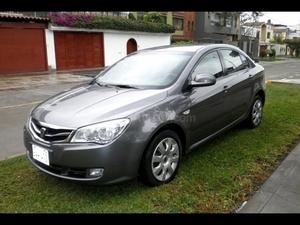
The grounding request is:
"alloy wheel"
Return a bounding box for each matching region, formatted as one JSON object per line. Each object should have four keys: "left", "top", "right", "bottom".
{"left": 151, "top": 137, "right": 180, "bottom": 181}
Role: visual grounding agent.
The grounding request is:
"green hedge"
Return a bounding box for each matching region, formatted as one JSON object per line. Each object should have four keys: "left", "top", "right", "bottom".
{"left": 50, "top": 13, "right": 175, "bottom": 33}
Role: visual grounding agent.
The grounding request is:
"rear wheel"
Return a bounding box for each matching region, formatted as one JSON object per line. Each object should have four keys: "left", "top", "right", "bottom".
{"left": 140, "top": 130, "right": 182, "bottom": 186}
{"left": 246, "top": 96, "right": 263, "bottom": 128}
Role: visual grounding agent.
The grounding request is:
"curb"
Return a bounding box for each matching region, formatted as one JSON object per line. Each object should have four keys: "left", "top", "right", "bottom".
{"left": 268, "top": 80, "right": 300, "bottom": 85}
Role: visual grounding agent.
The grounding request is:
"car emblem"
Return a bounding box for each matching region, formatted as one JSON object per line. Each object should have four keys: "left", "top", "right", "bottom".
{"left": 40, "top": 127, "right": 46, "bottom": 138}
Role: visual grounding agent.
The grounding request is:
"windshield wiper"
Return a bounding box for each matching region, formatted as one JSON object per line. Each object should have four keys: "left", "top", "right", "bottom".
{"left": 110, "top": 84, "right": 139, "bottom": 89}
{"left": 95, "top": 81, "right": 114, "bottom": 88}
{"left": 96, "top": 81, "right": 139, "bottom": 89}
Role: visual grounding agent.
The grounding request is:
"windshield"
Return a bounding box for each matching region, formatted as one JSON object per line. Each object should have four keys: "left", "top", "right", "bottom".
{"left": 96, "top": 51, "right": 192, "bottom": 89}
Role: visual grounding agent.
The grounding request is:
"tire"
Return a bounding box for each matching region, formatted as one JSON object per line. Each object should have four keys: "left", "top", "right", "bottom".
{"left": 140, "top": 130, "right": 182, "bottom": 186}
{"left": 246, "top": 95, "right": 264, "bottom": 128}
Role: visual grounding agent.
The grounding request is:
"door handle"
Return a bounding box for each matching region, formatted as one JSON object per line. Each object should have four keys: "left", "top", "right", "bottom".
{"left": 249, "top": 74, "right": 253, "bottom": 78}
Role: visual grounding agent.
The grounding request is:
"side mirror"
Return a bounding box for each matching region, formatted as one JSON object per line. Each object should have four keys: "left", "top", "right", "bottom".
{"left": 190, "top": 74, "right": 216, "bottom": 87}
{"left": 253, "top": 58, "right": 259, "bottom": 63}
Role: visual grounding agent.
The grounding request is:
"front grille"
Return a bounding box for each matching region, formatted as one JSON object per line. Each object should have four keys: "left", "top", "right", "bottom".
{"left": 30, "top": 118, "right": 73, "bottom": 143}
{"left": 34, "top": 159, "right": 89, "bottom": 179}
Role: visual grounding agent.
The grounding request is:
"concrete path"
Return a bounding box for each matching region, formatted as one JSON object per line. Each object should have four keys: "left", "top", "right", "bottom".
{"left": 238, "top": 142, "right": 300, "bottom": 213}
{"left": 269, "top": 79, "right": 300, "bottom": 85}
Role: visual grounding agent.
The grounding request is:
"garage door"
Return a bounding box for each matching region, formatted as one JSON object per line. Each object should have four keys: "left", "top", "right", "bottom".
{"left": 54, "top": 32, "right": 104, "bottom": 71}
{"left": 0, "top": 26, "right": 48, "bottom": 75}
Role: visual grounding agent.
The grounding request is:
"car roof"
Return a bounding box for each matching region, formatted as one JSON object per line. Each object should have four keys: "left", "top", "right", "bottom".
{"left": 139, "top": 43, "right": 241, "bottom": 54}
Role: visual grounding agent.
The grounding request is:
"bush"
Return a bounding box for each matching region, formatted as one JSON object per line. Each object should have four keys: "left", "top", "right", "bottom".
{"left": 269, "top": 49, "right": 276, "bottom": 57}
{"left": 49, "top": 12, "right": 175, "bottom": 33}
{"left": 128, "top": 13, "right": 136, "bottom": 20}
{"left": 296, "top": 49, "right": 300, "bottom": 57}
{"left": 172, "top": 40, "right": 194, "bottom": 46}
{"left": 143, "top": 13, "right": 164, "bottom": 23}
{"left": 260, "top": 49, "right": 267, "bottom": 58}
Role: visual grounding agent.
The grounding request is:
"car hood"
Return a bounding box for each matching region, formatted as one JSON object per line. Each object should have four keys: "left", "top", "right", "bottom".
{"left": 32, "top": 83, "right": 167, "bottom": 129}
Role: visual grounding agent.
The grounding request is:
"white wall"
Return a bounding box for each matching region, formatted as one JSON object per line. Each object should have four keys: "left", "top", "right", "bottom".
{"left": 103, "top": 31, "right": 171, "bottom": 66}
{"left": 45, "top": 29, "right": 56, "bottom": 70}
{"left": 271, "top": 44, "right": 287, "bottom": 56}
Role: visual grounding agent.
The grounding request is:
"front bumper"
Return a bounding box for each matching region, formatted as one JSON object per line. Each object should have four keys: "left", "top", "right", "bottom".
{"left": 23, "top": 124, "right": 145, "bottom": 185}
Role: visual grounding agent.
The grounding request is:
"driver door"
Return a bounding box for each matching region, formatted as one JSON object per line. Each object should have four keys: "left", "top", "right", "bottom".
{"left": 186, "top": 50, "right": 233, "bottom": 145}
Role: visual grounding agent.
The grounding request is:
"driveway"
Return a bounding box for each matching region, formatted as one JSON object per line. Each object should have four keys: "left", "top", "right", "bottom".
{"left": 0, "top": 74, "right": 92, "bottom": 160}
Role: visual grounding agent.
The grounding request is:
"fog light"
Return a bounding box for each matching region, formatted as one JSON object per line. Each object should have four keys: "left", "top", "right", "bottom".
{"left": 89, "top": 168, "right": 104, "bottom": 177}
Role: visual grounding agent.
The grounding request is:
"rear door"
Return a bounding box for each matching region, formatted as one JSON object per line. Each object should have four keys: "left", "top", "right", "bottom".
{"left": 218, "top": 48, "right": 253, "bottom": 121}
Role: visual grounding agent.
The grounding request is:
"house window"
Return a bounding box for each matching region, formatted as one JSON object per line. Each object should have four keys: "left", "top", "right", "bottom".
{"left": 191, "top": 21, "right": 194, "bottom": 32}
{"left": 220, "top": 16, "right": 226, "bottom": 26}
{"left": 267, "top": 32, "right": 270, "bottom": 39}
{"left": 173, "top": 17, "right": 184, "bottom": 30}
{"left": 188, "top": 21, "right": 191, "bottom": 31}
{"left": 234, "top": 16, "right": 238, "bottom": 28}
{"left": 210, "top": 13, "right": 220, "bottom": 26}
{"left": 256, "top": 31, "right": 260, "bottom": 38}
{"left": 226, "top": 16, "right": 232, "bottom": 28}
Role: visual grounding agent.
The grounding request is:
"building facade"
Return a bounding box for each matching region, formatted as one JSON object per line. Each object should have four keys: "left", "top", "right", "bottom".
{"left": 0, "top": 13, "right": 171, "bottom": 75}
{"left": 194, "top": 12, "right": 241, "bottom": 46}
{"left": 132, "top": 12, "right": 196, "bottom": 41}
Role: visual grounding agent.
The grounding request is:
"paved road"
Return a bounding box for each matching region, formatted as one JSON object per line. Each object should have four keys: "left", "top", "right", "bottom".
{"left": 260, "top": 58, "right": 300, "bottom": 81}
{"left": 0, "top": 58, "right": 300, "bottom": 160}
{"left": 0, "top": 82, "right": 91, "bottom": 160}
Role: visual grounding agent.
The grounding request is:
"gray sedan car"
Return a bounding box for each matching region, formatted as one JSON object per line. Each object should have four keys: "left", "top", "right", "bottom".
{"left": 24, "top": 44, "right": 265, "bottom": 186}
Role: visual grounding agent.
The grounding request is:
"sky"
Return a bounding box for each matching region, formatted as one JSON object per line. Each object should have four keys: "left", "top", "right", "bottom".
{"left": 259, "top": 12, "right": 300, "bottom": 26}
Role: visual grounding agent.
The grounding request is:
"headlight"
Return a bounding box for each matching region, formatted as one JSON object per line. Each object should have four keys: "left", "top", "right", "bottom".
{"left": 71, "top": 119, "right": 130, "bottom": 144}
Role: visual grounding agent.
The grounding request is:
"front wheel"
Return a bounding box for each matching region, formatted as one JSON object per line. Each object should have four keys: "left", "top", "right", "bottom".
{"left": 246, "top": 96, "right": 264, "bottom": 128}
{"left": 140, "top": 130, "right": 182, "bottom": 186}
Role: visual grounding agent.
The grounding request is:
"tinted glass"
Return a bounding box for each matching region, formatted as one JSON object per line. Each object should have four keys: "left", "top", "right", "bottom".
{"left": 240, "top": 54, "right": 250, "bottom": 67}
{"left": 192, "top": 51, "right": 223, "bottom": 78}
{"left": 220, "top": 49, "right": 243, "bottom": 72}
{"left": 96, "top": 52, "right": 192, "bottom": 88}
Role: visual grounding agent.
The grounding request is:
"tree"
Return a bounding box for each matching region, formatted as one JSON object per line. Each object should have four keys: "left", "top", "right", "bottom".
{"left": 271, "top": 35, "right": 284, "bottom": 44}
{"left": 143, "top": 12, "right": 164, "bottom": 23}
{"left": 285, "top": 38, "right": 300, "bottom": 57}
{"left": 240, "top": 12, "right": 263, "bottom": 37}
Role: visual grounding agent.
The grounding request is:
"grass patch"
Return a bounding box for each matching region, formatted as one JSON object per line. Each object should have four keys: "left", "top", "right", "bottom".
{"left": 1, "top": 83, "right": 300, "bottom": 213}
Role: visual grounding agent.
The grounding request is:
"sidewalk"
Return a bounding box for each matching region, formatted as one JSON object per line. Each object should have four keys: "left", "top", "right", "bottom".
{"left": 238, "top": 142, "right": 300, "bottom": 213}
{"left": 269, "top": 79, "right": 300, "bottom": 85}
{"left": 0, "top": 73, "right": 92, "bottom": 91}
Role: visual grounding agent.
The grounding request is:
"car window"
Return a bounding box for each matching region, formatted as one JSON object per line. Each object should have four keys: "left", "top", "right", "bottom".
{"left": 96, "top": 52, "right": 192, "bottom": 89}
{"left": 220, "top": 49, "right": 246, "bottom": 74}
{"left": 240, "top": 54, "right": 250, "bottom": 66}
{"left": 192, "top": 51, "right": 223, "bottom": 78}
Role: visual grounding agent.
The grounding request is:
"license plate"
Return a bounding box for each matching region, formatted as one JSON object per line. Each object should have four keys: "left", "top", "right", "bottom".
{"left": 32, "top": 144, "right": 50, "bottom": 166}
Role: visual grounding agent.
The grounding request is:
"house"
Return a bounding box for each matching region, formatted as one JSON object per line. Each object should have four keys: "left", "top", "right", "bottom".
{"left": 132, "top": 12, "right": 242, "bottom": 45}
{"left": 244, "top": 20, "right": 274, "bottom": 55}
{"left": 0, "top": 13, "right": 50, "bottom": 75}
{"left": 132, "top": 12, "right": 196, "bottom": 42}
{"left": 194, "top": 12, "right": 241, "bottom": 46}
{"left": 239, "top": 25, "right": 259, "bottom": 57}
{"left": 288, "top": 24, "right": 300, "bottom": 39}
{"left": 0, "top": 12, "right": 172, "bottom": 75}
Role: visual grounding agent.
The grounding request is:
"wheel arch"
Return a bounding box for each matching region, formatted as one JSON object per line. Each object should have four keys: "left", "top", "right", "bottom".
{"left": 138, "top": 122, "right": 187, "bottom": 172}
